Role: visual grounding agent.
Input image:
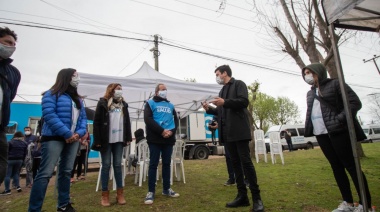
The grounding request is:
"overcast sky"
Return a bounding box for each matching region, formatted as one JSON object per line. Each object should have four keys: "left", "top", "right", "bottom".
{"left": 1, "top": 0, "right": 379, "bottom": 125}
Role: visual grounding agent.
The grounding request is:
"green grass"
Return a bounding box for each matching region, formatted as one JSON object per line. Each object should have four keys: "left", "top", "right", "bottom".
{"left": 1, "top": 143, "right": 379, "bottom": 212}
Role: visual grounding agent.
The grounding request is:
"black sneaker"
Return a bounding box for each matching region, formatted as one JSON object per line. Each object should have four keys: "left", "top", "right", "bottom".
{"left": 0, "top": 190, "right": 11, "bottom": 195}
{"left": 224, "top": 179, "right": 236, "bottom": 186}
{"left": 16, "top": 186, "right": 22, "bottom": 192}
{"left": 57, "top": 203, "right": 76, "bottom": 212}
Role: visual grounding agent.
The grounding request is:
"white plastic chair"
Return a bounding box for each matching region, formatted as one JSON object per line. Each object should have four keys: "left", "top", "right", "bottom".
{"left": 269, "top": 132, "right": 284, "bottom": 165}
{"left": 254, "top": 130, "right": 267, "bottom": 163}
{"left": 134, "top": 139, "right": 148, "bottom": 187}
{"left": 170, "top": 139, "right": 186, "bottom": 185}
{"left": 123, "top": 145, "right": 130, "bottom": 178}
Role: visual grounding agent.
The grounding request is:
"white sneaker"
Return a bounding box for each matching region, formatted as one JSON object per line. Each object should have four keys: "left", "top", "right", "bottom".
{"left": 332, "top": 201, "right": 355, "bottom": 212}
{"left": 354, "top": 204, "right": 374, "bottom": 212}
{"left": 144, "top": 192, "right": 154, "bottom": 205}
{"left": 353, "top": 204, "right": 363, "bottom": 212}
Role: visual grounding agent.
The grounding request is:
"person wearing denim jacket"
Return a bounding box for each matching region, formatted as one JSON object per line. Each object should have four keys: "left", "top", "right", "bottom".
{"left": 28, "top": 68, "right": 87, "bottom": 212}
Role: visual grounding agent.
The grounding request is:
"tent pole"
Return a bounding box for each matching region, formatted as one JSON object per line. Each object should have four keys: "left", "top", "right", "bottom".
{"left": 328, "top": 24, "right": 368, "bottom": 211}
{"left": 178, "top": 112, "right": 181, "bottom": 137}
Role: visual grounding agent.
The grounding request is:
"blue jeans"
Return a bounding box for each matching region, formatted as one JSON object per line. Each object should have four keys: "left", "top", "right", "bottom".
{"left": 148, "top": 143, "right": 173, "bottom": 193}
{"left": 28, "top": 140, "right": 79, "bottom": 212}
{"left": 4, "top": 159, "right": 23, "bottom": 190}
{"left": 100, "top": 142, "right": 124, "bottom": 191}
{"left": 0, "top": 131, "right": 8, "bottom": 185}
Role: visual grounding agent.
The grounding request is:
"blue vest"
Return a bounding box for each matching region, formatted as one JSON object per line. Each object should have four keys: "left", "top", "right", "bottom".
{"left": 147, "top": 99, "right": 175, "bottom": 130}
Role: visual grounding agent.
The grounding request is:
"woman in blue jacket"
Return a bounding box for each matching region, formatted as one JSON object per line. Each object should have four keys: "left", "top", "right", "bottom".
{"left": 28, "top": 68, "right": 87, "bottom": 212}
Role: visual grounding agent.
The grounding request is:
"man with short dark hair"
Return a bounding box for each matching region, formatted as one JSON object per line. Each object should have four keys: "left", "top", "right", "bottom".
{"left": 203, "top": 65, "right": 264, "bottom": 212}
{"left": 0, "top": 27, "right": 21, "bottom": 186}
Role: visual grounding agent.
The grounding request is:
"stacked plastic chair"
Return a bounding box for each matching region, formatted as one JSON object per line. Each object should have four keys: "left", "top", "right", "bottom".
{"left": 269, "top": 132, "right": 285, "bottom": 165}
{"left": 254, "top": 129, "right": 267, "bottom": 163}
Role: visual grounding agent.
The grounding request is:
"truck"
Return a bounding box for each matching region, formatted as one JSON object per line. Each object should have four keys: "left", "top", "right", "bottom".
{"left": 179, "top": 112, "right": 224, "bottom": 160}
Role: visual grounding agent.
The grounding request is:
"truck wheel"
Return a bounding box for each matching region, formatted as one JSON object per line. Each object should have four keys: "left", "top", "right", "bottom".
{"left": 305, "top": 143, "right": 313, "bottom": 150}
{"left": 194, "top": 146, "right": 209, "bottom": 160}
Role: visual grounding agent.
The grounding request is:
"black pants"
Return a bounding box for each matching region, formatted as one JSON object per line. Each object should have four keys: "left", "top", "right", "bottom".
{"left": 286, "top": 139, "right": 293, "bottom": 151}
{"left": 316, "top": 133, "right": 371, "bottom": 207}
{"left": 225, "top": 140, "right": 261, "bottom": 201}
{"left": 223, "top": 144, "right": 235, "bottom": 181}
{"left": 32, "top": 157, "right": 41, "bottom": 180}
{"left": 71, "top": 150, "right": 86, "bottom": 178}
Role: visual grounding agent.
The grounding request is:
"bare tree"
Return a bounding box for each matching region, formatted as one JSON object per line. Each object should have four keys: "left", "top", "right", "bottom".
{"left": 368, "top": 93, "right": 380, "bottom": 123}
{"left": 245, "top": 0, "right": 355, "bottom": 78}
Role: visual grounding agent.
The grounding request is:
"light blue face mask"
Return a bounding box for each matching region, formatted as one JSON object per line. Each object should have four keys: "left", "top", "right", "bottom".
{"left": 158, "top": 90, "right": 167, "bottom": 99}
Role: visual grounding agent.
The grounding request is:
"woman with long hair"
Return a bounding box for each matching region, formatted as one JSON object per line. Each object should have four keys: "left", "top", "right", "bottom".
{"left": 28, "top": 68, "right": 87, "bottom": 212}
{"left": 302, "top": 63, "right": 371, "bottom": 212}
{"left": 91, "top": 83, "right": 132, "bottom": 207}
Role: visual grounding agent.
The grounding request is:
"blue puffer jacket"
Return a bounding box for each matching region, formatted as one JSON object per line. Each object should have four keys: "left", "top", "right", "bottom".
{"left": 41, "top": 90, "right": 87, "bottom": 140}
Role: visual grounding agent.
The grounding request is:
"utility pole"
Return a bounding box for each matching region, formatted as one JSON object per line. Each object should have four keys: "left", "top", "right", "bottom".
{"left": 363, "top": 55, "right": 380, "bottom": 75}
{"left": 150, "top": 34, "right": 161, "bottom": 71}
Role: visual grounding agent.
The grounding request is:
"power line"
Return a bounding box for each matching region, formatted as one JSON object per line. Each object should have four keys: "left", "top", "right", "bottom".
{"left": 2, "top": 20, "right": 379, "bottom": 90}
{"left": 128, "top": 0, "right": 257, "bottom": 33}
{"left": 0, "top": 20, "right": 152, "bottom": 42}
{"left": 0, "top": 9, "right": 150, "bottom": 37}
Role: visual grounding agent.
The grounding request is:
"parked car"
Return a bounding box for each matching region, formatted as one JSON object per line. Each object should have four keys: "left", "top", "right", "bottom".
{"left": 361, "top": 125, "right": 380, "bottom": 143}
{"left": 264, "top": 124, "right": 318, "bottom": 152}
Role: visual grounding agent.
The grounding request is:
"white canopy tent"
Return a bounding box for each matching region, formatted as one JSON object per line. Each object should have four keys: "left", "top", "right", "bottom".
{"left": 322, "top": 0, "right": 380, "bottom": 32}
{"left": 322, "top": 1, "right": 379, "bottom": 210}
{"left": 78, "top": 61, "right": 222, "bottom": 120}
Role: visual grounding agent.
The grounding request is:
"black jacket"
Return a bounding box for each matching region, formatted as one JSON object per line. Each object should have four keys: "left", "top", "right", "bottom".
{"left": 0, "top": 58, "right": 21, "bottom": 131}
{"left": 206, "top": 78, "right": 251, "bottom": 142}
{"left": 8, "top": 138, "right": 28, "bottom": 160}
{"left": 91, "top": 98, "right": 132, "bottom": 152}
{"left": 144, "top": 96, "right": 178, "bottom": 145}
{"left": 303, "top": 64, "right": 366, "bottom": 141}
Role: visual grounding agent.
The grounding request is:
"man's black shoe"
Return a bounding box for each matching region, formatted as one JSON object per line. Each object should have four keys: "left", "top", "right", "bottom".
{"left": 225, "top": 195, "right": 250, "bottom": 208}
{"left": 224, "top": 179, "right": 235, "bottom": 186}
{"left": 250, "top": 199, "right": 264, "bottom": 212}
{"left": 57, "top": 203, "right": 76, "bottom": 212}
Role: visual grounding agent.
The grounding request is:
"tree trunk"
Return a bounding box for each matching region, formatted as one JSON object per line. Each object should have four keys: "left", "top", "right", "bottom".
{"left": 357, "top": 142, "right": 365, "bottom": 158}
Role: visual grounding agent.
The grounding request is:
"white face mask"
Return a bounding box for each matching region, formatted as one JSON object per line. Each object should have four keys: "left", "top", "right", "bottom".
{"left": 158, "top": 90, "right": 167, "bottom": 99}
{"left": 114, "top": 90, "right": 123, "bottom": 99}
{"left": 70, "top": 75, "right": 80, "bottom": 88}
{"left": 304, "top": 74, "right": 314, "bottom": 85}
{"left": 216, "top": 76, "right": 224, "bottom": 85}
{"left": 24, "top": 131, "right": 31, "bottom": 136}
{"left": 0, "top": 43, "right": 16, "bottom": 59}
